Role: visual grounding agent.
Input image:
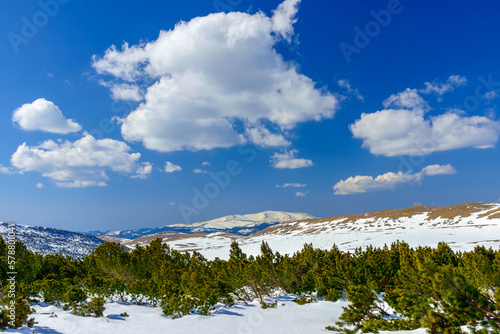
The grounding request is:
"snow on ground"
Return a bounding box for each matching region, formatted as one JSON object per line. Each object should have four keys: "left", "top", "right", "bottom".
{"left": 6, "top": 296, "right": 428, "bottom": 334}
{"left": 167, "top": 207, "right": 500, "bottom": 260}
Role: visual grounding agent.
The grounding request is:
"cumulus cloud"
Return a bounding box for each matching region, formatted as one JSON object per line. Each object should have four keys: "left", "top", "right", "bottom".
{"left": 10, "top": 134, "right": 151, "bottom": 188}
{"left": 382, "top": 88, "right": 430, "bottom": 111}
{"left": 36, "top": 183, "right": 44, "bottom": 189}
{"left": 420, "top": 75, "right": 467, "bottom": 96}
{"left": 245, "top": 126, "right": 291, "bottom": 147}
{"left": 350, "top": 88, "right": 500, "bottom": 157}
{"left": 92, "top": 0, "right": 337, "bottom": 152}
{"left": 193, "top": 168, "right": 207, "bottom": 174}
{"left": 276, "top": 182, "right": 307, "bottom": 188}
{"left": 420, "top": 164, "right": 456, "bottom": 176}
{"left": 132, "top": 162, "right": 153, "bottom": 179}
{"left": 12, "top": 98, "right": 82, "bottom": 134}
{"left": 295, "top": 190, "right": 309, "bottom": 197}
{"left": 110, "top": 83, "right": 142, "bottom": 101}
{"left": 333, "top": 164, "right": 457, "bottom": 195}
{"left": 271, "top": 0, "right": 300, "bottom": 41}
{"left": 202, "top": 161, "right": 211, "bottom": 166}
{"left": 271, "top": 149, "right": 313, "bottom": 169}
{"left": 337, "top": 79, "right": 364, "bottom": 102}
{"left": 165, "top": 161, "right": 182, "bottom": 172}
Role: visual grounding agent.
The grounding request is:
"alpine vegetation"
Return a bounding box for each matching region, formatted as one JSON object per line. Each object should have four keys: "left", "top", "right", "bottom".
{"left": 1, "top": 235, "right": 499, "bottom": 333}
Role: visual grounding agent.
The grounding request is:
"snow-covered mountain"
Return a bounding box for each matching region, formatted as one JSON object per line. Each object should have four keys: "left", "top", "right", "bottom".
{"left": 5, "top": 203, "right": 500, "bottom": 259}
{"left": 166, "top": 211, "right": 316, "bottom": 233}
{"left": 120, "top": 202, "right": 500, "bottom": 260}
{"left": 0, "top": 222, "right": 104, "bottom": 258}
{"left": 86, "top": 211, "right": 316, "bottom": 238}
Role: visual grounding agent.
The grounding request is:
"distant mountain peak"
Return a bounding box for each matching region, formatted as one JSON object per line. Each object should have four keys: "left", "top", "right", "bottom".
{"left": 167, "top": 210, "right": 316, "bottom": 230}
{"left": 84, "top": 210, "right": 317, "bottom": 239}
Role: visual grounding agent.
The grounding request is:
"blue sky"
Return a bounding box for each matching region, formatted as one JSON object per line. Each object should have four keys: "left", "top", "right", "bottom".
{"left": 1, "top": 0, "right": 500, "bottom": 231}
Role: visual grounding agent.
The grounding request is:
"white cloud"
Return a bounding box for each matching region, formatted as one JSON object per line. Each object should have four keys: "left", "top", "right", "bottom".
{"left": 132, "top": 162, "right": 153, "bottom": 179}
{"left": 271, "top": 149, "right": 313, "bottom": 169}
{"left": 337, "top": 79, "right": 364, "bottom": 102}
{"left": 165, "top": 161, "right": 182, "bottom": 172}
{"left": 382, "top": 88, "right": 430, "bottom": 111}
{"left": 485, "top": 90, "right": 500, "bottom": 101}
{"left": 36, "top": 183, "right": 44, "bottom": 189}
{"left": 11, "top": 134, "right": 151, "bottom": 188}
{"left": 350, "top": 89, "right": 500, "bottom": 157}
{"left": 0, "top": 165, "right": 15, "bottom": 175}
{"left": 333, "top": 164, "right": 456, "bottom": 195}
{"left": 448, "top": 75, "right": 467, "bottom": 86}
{"left": 420, "top": 164, "right": 456, "bottom": 176}
{"left": 12, "top": 98, "right": 82, "bottom": 134}
{"left": 295, "top": 191, "right": 309, "bottom": 197}
{"left": 276, "top": 182, "right": 307, "bottom": 188}
{"left": 271, "top": 0, "right": 300, "bottom": 41}
{"left": 245, "top": 126, "right": 291, "bottom": 147}
{"left": 484, "top": 107, "right": 497, "bottom": 119}
{"left": 420, "top": 75, "right": 467, "bottom": 96}
{"left": 193, "top": 168, "right": 207, "bottom": 174}
{"left": 92, "top": 0, "right": 337, "bottom": 152}
{"left": 110, "top": 83, "right": 142, "bottom": 101}
{"left": 202, "top": 161, "right": 211, "bottom": 166}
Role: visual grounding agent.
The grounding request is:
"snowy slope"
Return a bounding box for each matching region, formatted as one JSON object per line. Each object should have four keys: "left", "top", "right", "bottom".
{"left": 0, "top": 223, "right": 104, "bottom": 258}
{"left": 129, "top": 202, "right": 500, "bottom": 260}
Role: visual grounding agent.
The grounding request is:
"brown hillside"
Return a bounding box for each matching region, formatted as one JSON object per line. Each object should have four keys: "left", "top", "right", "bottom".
{"left": 123, "top": 231, "right": 208, "bottom": 247}
{"left": 254, "top": 202, "right": 499, "bottom": 236}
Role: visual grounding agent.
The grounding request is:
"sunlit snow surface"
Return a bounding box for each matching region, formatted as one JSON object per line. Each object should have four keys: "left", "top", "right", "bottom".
{"left": 7, "top": 297, "right": 428, "bottom": 334}
{"left": 165, "top": 203, "right": 500, "bottom": 260}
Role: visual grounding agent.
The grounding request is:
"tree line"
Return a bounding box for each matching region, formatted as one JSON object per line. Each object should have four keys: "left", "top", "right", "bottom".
{"left": 0, "top": 235, "right": 499, "bottom": 333}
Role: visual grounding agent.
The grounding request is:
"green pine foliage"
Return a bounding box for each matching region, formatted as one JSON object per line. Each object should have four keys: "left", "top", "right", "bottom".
{"left": 0, "top": 237, "right": 36, "bottom": 328}
{"left": 0, "top": 233, "right": 499, "bottom": 332}
{"left": 294, "top": 296, "right": 317, "bottom": 305}
{"left": 0, "top": 296, "right": 33, "bottom": 328}
{"left": 62, "top": 285, "right": 87, "bottom": 314}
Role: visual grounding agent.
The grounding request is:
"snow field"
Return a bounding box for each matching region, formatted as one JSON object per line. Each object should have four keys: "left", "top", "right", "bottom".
{"left": 6, "top": 296, "right": 428, "bottom": 334}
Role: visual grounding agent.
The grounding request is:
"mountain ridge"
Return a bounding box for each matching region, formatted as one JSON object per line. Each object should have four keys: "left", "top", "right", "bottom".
{"left": 121, "top": 202, "right": 500, "bottom": 259}
{"left": 0, "top": 222, "right": 104, "bottom": 258}
{"left": 85, "top": 210, "right": 316, "bottom": 238}
{"left": 3, "top": 202, "right": 500, "bottom": 259}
